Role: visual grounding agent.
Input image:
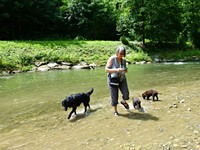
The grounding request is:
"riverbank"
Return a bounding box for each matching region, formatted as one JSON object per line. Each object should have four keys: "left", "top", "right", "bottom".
{"left": 0, "top": 40, "right": 200, "bottom": 75}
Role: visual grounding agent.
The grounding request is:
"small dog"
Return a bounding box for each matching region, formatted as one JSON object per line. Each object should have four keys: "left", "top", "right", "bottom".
{"left": 62, "top": 88, "right": 94, "bottom": 119}
{"left": 142, "top": 89, "right": 159, "bottom": 101}
{"left": 133, "top": 97, "right": 141, "bottom": 110}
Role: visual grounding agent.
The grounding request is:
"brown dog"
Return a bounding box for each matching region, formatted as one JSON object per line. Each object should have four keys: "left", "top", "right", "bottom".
{"left": 132, "top": 97, "right": 141, "bottom": 110}
{"left": 142, "top": 90, "right": 159, "bottom": 101}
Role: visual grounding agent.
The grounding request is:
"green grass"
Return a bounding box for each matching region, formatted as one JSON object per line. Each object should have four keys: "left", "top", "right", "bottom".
{"left": 0, "top": 40, "right": 200, "bottom": 73}
{"left": 0, "top": 40, "right": 135, "bottom": 73}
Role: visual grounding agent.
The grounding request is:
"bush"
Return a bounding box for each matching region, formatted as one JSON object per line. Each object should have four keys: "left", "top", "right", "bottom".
{"left": 120, "top": 36, "right": 129, "bottom": 45}
{"left": 126, "top": 51, "right": 152, "bottom": 63}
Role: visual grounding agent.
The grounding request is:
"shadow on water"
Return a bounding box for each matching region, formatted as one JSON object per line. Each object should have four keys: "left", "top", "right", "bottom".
{"left": 69, "top": 107, "right": 103, "bottom": 122}
{"left": 144, "top": 99, "right": 163, "bottom": 102}
{"left": 119, "top": 112, "right": 159, "bottom": 121}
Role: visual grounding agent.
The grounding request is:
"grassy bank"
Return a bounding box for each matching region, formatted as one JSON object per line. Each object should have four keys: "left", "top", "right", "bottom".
{"left": 0, "top": 40, "right": 200, "bottom": 73}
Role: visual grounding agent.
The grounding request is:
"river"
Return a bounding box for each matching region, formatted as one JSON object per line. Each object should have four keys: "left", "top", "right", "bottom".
{"left": 0, "top": 63, "right": 200, "bottom": 149}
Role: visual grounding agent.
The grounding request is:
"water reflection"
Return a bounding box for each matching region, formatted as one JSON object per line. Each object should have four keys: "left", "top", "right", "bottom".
{"left": 1, "top": 63, "right": 200, "bottom": 101}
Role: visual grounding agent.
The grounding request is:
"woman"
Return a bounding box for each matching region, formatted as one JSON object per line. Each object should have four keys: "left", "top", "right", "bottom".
{"left": 105, "top": 46, "right": 130, "bottom": 116}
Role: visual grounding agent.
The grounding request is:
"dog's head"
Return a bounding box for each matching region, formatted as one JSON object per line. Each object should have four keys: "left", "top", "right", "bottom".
{"left": 133, "top": 97, "right": 141, "bottom": 109}
{"left": 142, "top": 92, "right": 146, "bottom": 99}
{"left": 62, "top": 99, "right": 68, "bottom": 111}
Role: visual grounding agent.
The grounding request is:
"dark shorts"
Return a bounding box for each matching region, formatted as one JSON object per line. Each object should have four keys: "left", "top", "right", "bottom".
{"left": 108, "top": 78, "right": 129, "bottom": 106}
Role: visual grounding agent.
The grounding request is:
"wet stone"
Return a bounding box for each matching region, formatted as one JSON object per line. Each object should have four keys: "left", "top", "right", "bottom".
{"left": 180, "top": 99, "right": 185, "bottom": 103}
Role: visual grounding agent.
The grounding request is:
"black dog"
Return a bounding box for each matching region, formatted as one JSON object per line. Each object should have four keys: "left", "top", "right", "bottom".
{"left": 133, "top": 97, "right": 141, "bottom": 110}
{"left": 142, "top": 89, "right": 159, "bottom": 101}
{"left": 62, "top": 88, "right": 94, "bottom": 119}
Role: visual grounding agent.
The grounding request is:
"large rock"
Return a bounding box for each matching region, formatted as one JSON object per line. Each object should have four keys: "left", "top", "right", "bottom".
{"left": 37, "top": 65, "right": 50, "bottom": 72}
{"left": 47, "top": 62, "right": 59, "bottom": 68}
{"left": 72, "top": 62, "right": 91, "bottom": 69}
{"left": 52, "top": 65, "right": 71, "bottom": 70}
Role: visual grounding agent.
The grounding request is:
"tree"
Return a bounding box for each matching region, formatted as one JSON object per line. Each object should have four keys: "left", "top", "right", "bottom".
{"left": 0, "top": 0, "right": 63, "bottom": 40}
{"left": 180, "top": 0, "right": 200, "bottom": 48}
{"left": 117, "top": 0, "right": 182, "bottom": 45}
{"left": 62, "top": 0, "right": 118, "bottom": 40}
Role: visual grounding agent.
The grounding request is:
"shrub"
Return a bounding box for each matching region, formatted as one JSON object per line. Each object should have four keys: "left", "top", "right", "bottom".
{"left": 126, "top": 51, "right": 152, "bottom": 63}
{"left": 120, "top": 36, "right": 129, "bottom": 45}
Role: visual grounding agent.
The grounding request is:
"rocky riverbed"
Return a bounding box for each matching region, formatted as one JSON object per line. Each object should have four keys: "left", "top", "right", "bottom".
{"left": 0, "top": 78, "right": 199, "bottom": 150}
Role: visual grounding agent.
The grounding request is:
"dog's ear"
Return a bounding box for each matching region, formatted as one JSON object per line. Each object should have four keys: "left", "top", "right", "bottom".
{"left": 62, "top": 101, "right": 65, "bottom": 107}
{"left": 62, "top": 100, "right": 68, "bottom": 111}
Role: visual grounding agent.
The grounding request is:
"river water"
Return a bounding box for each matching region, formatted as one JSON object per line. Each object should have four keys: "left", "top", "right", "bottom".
{"left": 0, "top": 63, "right": 200, "bottom": 150}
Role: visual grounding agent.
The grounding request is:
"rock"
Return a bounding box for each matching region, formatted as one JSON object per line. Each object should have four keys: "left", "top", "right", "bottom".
{"left": 37, "top": 65, "right": 50, "bottom": 72}
{"left": 52, "top": 65, "right": 71, "bottom": 70}
{"left": 47, "top": 62, "right": 59, "bottom": 68}
{"left": 169, "top": 103, "right": 178, "bottom": 108}
{"left": 174, "top": 139, "right": 180, "bottom": 143}
{"left": 174, "top": 62, "right": 184, "bottom": 65}
{"left": 10, "top": 70, "right": 21, "bottom": 74}
{"left": 72, "top": 65, "right": 91, "bottom": 69}
{"left": 35, "top": 61, "right": 47, "bottom": 67}
{"left": 154, "top": 58, "right": 160, "bottom": 62}
{"left": 193, "top": 130, "right": 199, "bottom": 135}
{"left": 173, "top": 143, "right": 179, "bottom": 148}
{"left": 60, "top": 62, "right": 73, "bottom": 66}
{"left": 135, "top": 61, "right": 146, "bottom": 64}
{"left": 196, "top": 145, "right": 200, "bottom": 149}
{"left": 180, "top": 145, "right": 187, "bottom": 148}
{"left": 72, "top": 62, "right": 91, "bottom": 69}
{"left": 173, "top": 102, "right": 177, "bottom": 105}
{"left": 180, "top": 99, "right": 185, "bottom": 103}
{"left": 89, "top": 63, "right": 97, "bottom": 69}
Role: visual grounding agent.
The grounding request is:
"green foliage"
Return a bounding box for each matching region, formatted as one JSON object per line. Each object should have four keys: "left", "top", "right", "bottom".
{"left": 156, "top": 49, "right": 200, "bottom": 61}
{"left": 61, "top": 0, "right": 118, "bottom": 40}
{"left": 120, "top": 36, "right": 129, "bottom": 45}
{"left": 0, "top": 40, "right": 200, "bottom": 73}
{"left": 126, "top": 51, "right": 152, "bottom": 62}
{"left": 180, "top": 0, "right": 200, "bottom": 48}
{"left": 0, "top": 0, "right": 64, "bottom": 40}
{"left": 0, "top": 40, "right": 122, "bottom": 72}
{"left": 117, "top": 0, "right": 182, "bottom": 44}
{"left": 18, "top": 54, "right": 34, "bottom": 66}
{"left": 0, "top": 0, "right": 200, "bottom": 48}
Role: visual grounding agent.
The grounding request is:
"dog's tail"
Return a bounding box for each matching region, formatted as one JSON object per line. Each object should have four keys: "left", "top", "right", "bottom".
{"left": 87, "top": 88, "right": 94, "bottom": 95}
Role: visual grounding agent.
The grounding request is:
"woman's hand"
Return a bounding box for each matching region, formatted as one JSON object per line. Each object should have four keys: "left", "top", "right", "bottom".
{"left": 117, "top": 68, "right": 127, "bottom": 73}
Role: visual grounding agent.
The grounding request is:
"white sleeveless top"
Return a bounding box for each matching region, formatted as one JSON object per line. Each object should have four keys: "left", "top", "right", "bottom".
{"left": 108, "top": 56, "right": 127, "bottom": 82}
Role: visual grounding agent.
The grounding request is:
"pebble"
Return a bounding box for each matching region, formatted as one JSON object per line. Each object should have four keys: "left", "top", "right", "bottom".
{"left": 173, "top": 143, "right": 179, "bottom": 148}
{"left": 180, "top": 145, "right": 187, "bottom": 148}
{"left": 136, "top": 145, "right": 142, "bottom": 150}
{"left": 193, "top": 130, "right": 199, "bottom": 135}
{"left": 174, "top": 139, "right": 180, "bottom": 143}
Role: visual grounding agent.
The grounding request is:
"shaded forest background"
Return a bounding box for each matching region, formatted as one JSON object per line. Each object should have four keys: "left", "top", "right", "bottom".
{"left": 0, "top": 0, "right": 200, "bottom": 48}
